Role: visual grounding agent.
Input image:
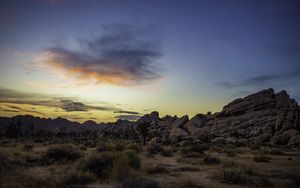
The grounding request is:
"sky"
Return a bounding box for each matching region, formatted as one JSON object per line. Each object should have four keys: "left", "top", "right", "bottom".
{"left": 0, "top": 0, "right": 300, "bottom": 123}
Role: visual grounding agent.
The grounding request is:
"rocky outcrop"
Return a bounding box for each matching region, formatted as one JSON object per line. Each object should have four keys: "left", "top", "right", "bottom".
{"left": 130, "top": 88, "right": 300, "bottom": 146}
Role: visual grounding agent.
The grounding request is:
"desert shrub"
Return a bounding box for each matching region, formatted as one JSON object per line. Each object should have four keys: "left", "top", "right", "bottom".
{"left": 81, "top": 150, "right": 140, "bottom": 180}
{"left": 182, "top": 152, "right": 202, "bottom": 158}
{"left": 81, "top": 152, "right": 115, "bottom": 178}
{"left": 146, "top": 144, "right": 163, "bottom": 155}
{"left": 1, "top": 166, "right": 96, "bottom": 188}
{"left": 84, "top": 141, "right": 96, "bottom": 148}
{"left": 175, "top": 165, "right": 200, "bottom": 172}
{"left": 126, "top": 143, "right": 142, "bottom": 152}
{"left": 252, "top": 176, "right": 272, "bottom": 187}
{"left": 45, "top": 144, "right": 82, "bottom": 162}
{"left": 203, "top": 153, "right": 220, "bottom": 165}
{"left": 180, "top": 143, "right": 208, "bottom": 156}
{"left": 167, "top": 178, "right": 203, "bottom": 188}
{"left": 145, "top": 163, "right": 170, "bottom": 174}
{"left": 115, "top": 143, "right": 125, "bottom": 151}
{"left": 97, "top": 142, "right": 115, "bottom": 152}
{"left": 123, "top": 149, "right": 140, "bottom": 170}
{"left": 161, "top": 146, "right": 173, "bottom": 157}
{"left": 33, "top": 138, "right": 44, "bottom": 143}
{"left": 268, "top": 148, "right": 284, "bottom": 155}
{"left": 111, "top": 153, "right": 132, "bottom": 181}
{"left": 253, "top": 153, "right": 270, "bottom": 162}
{"left": 23, "top": 144, "right": 33, "bottom": 151}
{"left": 122, "top": 177, "right": 160, "bottom": 188}
{"left": 217, "top": 166, "right": 248, "bottom": 184}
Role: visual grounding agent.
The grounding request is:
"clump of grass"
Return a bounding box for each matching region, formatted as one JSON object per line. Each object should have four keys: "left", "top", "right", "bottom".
{"left": 80, "top": 152, "right": 115, "bottom": 178}
{"left": 84, "top": 141, "right": 96, "bottom": 148}
{"left": 217, "top": 166, "right": 248, "bottom": 184}
{"left": 126, "top": 143, "right": 142, "bottom": 153}
{"left": 145, "top": 163, "right": 170, "bottom": 174}
{"left": 160, "top": 146, "right": 173, "bottom": 157}
{"left": 268, "top": 148, "right": 284, "bottom": 155}
{"left": 122, "top": 177, "right": 160, "bottom": 188}
{"left": 182, "top": 152, "right": 202, "bottom": 158}
{"left": 146, "top": 144, "right": 163, "bottom": 155}
{"left": 167, "top": 178, "right": 203, "bottom": 188}
{"left": 45, "top": 144, "right": 82, "bottom": 163}
{"left": 253, "top": 153, "right": 270, "bottom": 162}
{"left": 81, "top": 150, "right": 141, "bottom": 181}
{"left": 175, "top": 165, "right": 200, "bottom": 172}
{"left": 203, "top": 153, "right": 220, "bottom": 165}
{"left": 97, "top": 142, "right": 115, "bottom": 152}
{"left": 23, "top": 144, "right": 33, "bottom": 151}
{"left": 114, "top": 143, "right": 125, "bottom": 151}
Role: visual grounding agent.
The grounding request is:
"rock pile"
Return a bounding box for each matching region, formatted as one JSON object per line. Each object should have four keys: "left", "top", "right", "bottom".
{"left": 133, "top": 88, "right": 300, "bottom": 146}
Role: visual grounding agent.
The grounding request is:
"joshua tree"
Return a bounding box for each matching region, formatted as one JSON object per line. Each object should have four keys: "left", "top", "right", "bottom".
{"left": 137, "top": 122, "right": 150, "bottom": 145}
{"left": 5, "top": 119, "right": 22, "bottom": 140}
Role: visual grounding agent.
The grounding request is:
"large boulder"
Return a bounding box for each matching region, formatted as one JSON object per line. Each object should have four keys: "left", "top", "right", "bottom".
{"left": 171, "top": 115, "right": 189, "bottom": 129}
{"left": 271, "top": 129, "right": 299, "bottom": 145}
{"left": 184, "top": 113, "right": 207, "bottom": 134}
{"left": 191, "top": 126, "right": 210, "bottom": 142}
{"left": 169, "top": 128, "right": 189, "bottom": 144}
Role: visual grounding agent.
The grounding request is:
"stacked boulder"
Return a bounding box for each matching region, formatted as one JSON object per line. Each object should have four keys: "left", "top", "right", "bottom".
{"left": 134, "top": 88, "right": 300, "bottom": 146}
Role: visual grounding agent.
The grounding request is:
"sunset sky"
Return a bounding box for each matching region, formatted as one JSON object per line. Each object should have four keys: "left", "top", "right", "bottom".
{"left": 0, "top": 0, "right": 300, "bottom": 123}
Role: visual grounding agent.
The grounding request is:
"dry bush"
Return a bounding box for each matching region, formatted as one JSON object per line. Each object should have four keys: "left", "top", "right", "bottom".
{"left": 160, "top": 146, "right": 173, "bottom": 157}
{"left": 122, "top": 177, "right": 160, "bottom": 188}
{"left": 23, "top": 144, "right": 33, "bottom": 151}
{"left": 253, "top": 153, "right": 271, "bottom": 162}
{"left": 203, "top": 153, "right": 220, "bottom": 165}
{"left": 145, "top": 163, "right": 170, "bottom": 174}
{"left": 81, "top": 150, "right": 140, "bottom": 181}
{"left": 126, "top": 143, "right": 142, "bottom": 153}
{"left": 166, "top": 178, "right": 202, "bottom": 188}
{"left": 175, "top": 165, "right": 200, "bottom": 172}
{"left": 45, "top": 144, "right": 82, "bottom": 163}
{"left": 146, "top": 144, "right": 163, "bottom": 155}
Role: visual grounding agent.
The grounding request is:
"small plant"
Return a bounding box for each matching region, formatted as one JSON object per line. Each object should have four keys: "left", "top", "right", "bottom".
{"left": 218, "top": 166, "right": 248, "bottom": 184}
{"left": 23, "top": 144, "right": 33, "bottom": 151}
{"left": 253, "top": 153, "right": 270, "bottom": 162}
{"left": 122, "top": 177, "right": 160, "bottom": 188}
{"left": 269, "top": 148, "right": 284, "bottom": 155}
{"left": 126, "top": 143, "right": 142, "bottom": 152}
{"left": 81, "top": 152, "right": 115, "bottom": 178}
{"left": 45, "top": 144, "right": 82, "bottom": 162}
{"left": 161, "top": 146, "right": 173, "bottom": 157}
{"left": 123, "top": 149, "right": 141, "bottom": 170}
{"left": 145, "top": 163, "right": 170, "bottom": 174}
{"left": 114, "top": 142, "right": 125, "bottom": 151}
{"left": 146, "top": 144, "right": 163, "bottom": 155}
{"left": 203, "top": 153, "right": 220, "bottom": 165}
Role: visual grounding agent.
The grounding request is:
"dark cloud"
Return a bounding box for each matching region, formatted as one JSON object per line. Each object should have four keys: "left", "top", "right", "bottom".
{"left": 215, "top": 73, "right": 293, "bottom": 89}
{"left": 43, "top": 24, "right": 162, "bottom": 86}
{"left": 115, "top": 115, "right": 141, "bottom": 121}
{"left": 240, "top": 74, "right": 280, "bottom": 86}
{"left": 61, "top": 100, "right": 87, "bottom": 112}
{"left": 0, "top": 87, "right": 119, "bottom": 112}
{"left": 2, "top": 109, "right": 20, "bottom": 112}
{"left": 114, "top": 110, "right": 140, "bottom": 115}
{"left": 61, "top": 99, "right": 116, "bottom": 112}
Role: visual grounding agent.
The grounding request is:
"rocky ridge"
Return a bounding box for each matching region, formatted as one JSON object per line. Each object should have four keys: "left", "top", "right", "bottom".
{"left": 134, "top": 88, "right": 300, "bottom": 146}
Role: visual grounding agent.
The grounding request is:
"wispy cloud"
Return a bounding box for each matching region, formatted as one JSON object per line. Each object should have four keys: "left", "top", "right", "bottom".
{"left": 0, "top": 87, "right": 118, "bottom": 112}
{"left": 41, "top": 24, "right": 162, "bottom": 86}
{"left": 114, "top": 110, "right": 140, "bottom": 115}
{"left": 115, "top": 115, "right": 141, "bottom": 121}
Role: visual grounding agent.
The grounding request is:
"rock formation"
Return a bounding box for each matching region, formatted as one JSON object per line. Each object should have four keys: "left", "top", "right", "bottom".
{"left": 131, "top": 88, "right": 300, "bottom": 146}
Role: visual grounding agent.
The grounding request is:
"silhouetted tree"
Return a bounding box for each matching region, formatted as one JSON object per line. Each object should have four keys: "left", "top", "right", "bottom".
{"left": 5, "top": 119, "right": 22, "bottom": 140}
{"left": 137, "top": 122, "right": 150, "bottom": 145}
